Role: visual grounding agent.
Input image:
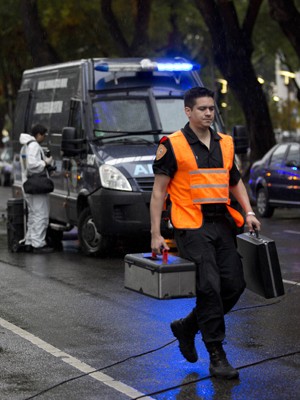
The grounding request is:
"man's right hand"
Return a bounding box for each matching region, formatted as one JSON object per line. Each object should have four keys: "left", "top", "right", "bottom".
{"left": 151, "top": 233, "right": 170, "bottom": 255}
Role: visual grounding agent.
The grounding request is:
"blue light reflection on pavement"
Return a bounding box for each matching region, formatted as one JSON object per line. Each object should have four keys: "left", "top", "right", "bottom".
{"left": 115, "top": 286, "right": 299, "bottom": 400}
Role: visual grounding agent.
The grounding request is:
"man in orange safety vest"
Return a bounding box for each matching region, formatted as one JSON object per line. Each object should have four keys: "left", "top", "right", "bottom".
{"left": 150, "top": 86, "right": 261, "bottom": 379}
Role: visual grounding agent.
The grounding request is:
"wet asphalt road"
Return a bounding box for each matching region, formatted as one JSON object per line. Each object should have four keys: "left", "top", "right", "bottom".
{"left": 0, "top": 186, "right": 299, "bottom": 400}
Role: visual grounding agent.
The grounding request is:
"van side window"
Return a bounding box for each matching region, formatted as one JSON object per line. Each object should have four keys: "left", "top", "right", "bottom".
{"left": 13, "top": 89, "right": 32, "bottom": 137}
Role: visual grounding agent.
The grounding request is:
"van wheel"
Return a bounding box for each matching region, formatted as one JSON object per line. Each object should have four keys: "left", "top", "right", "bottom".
{"left": 256, "top": 188, "right": 274, "bottom": 218}
{"left": 78, "top": 208, "right": 110, "bottom": 256}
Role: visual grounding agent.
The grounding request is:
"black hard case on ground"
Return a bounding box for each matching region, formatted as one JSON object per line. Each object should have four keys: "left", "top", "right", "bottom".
{"left": 124, "top": 253, "right": 196, "bottom": 299}
{"left": 7, "top": 198, "right": 26, "bottom": 252}
{"left": 236, "top": 232, "right": 285, "bottom": 299}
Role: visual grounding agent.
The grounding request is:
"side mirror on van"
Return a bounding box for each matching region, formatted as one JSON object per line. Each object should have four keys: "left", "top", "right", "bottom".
{"left": 232, "top": 125, "right": 249, "bottom": 154}
{"left": 61, "top": 127, "right": 86, "bottom": 157}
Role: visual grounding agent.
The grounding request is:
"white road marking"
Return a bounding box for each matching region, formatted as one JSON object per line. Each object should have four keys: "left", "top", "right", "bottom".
{"left": 283, "top": 279, "right": 300, "bottom": 286}
{"left": 0, "top": 317, "right": 153, "bottom": 399}
{"left": 283, "top": 230, "right": 300, "bottom": 235}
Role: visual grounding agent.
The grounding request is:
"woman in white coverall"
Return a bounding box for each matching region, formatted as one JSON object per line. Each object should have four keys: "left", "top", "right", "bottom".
{"left": 20, "top": 124, "right": 54, "bottom": 253}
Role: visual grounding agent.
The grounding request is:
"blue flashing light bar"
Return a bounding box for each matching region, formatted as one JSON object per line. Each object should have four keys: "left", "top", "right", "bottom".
{"left": 96, "top": 64, "right": 109, "bottom": 72}
{"left": 156, "top": 62, "right": 196, "bottom": 72}
{"left": 95, "top": 59, "right": 200, "bottom": 73}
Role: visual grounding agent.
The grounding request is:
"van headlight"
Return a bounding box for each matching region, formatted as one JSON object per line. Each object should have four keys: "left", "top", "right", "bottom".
{"left": 99, "top": 164, "right": 132, "bottom": 191}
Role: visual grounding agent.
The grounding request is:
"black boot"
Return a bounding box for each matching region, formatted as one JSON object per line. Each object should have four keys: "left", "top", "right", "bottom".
{"left": 205, "top": 342, "right": 239, "bottom": 379}
{"left": 170, "top": 311, "right": 198, "bottom": 363}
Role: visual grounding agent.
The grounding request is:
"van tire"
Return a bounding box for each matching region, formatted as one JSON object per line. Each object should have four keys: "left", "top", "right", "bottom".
{"left": 78, "top": 207, "right": 110, "bottom": 256}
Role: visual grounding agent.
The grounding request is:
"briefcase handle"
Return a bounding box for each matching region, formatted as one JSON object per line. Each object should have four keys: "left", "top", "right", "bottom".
{"left": 253, "top": 229, "right": 259, "bottom": 238}
{"left": 249, "top": 229, "right": 262, "bottom": 240}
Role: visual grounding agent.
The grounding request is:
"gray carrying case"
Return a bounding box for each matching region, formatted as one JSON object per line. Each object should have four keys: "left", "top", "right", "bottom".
{"left": 124, "top": 252, "right": 196, "bottom": 299}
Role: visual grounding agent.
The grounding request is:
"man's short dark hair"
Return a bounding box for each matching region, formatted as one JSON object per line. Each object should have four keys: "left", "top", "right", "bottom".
{"left": 31, "top": 124, "right": 47, "bottom": 137}
{"left": 184, "top": 87, "right": 215, "bottom": 109}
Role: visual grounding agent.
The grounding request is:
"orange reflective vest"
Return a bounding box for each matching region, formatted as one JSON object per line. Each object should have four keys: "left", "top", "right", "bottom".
{"left": 167, "top": 130, "right": 244, "bottom": 229}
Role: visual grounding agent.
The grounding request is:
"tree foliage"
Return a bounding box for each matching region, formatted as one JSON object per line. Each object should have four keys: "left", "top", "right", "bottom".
{"left": 0, "top": 0, "right": 299, "bottom": 161}
{"left": 269, "top": 0, "right": 300, "bottom": 58}
{"left": 193, "top": 0, "right": 277, "bottom": 162}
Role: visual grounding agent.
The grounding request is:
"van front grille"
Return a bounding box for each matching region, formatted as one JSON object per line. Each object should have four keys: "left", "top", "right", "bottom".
{"left": 135, "top": 177, "right": 154, "bottom": 192}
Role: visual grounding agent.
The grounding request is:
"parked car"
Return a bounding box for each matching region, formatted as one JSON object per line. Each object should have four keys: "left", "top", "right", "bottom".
{"left": 0, "top": 147, "right": 13, "bottom": 186}
{"left": 248, "top": 142, "right": 300, "bottom": 217}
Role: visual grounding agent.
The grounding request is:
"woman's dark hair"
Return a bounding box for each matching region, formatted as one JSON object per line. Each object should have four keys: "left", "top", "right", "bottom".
{"left": 184, "top": 87, "right": 215, "bottom": 109}
{"left": 31, "top": 124, "right": 47, "bottom": 137}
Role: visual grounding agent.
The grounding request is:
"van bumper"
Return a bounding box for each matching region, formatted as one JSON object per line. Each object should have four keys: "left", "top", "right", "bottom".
{"left": 88, "top": 188, "right": 152, "bottom": 235}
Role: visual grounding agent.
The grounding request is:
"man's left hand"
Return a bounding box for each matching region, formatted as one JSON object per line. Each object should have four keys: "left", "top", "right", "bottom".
{"left": 246, "top": 214, "right": 261, "bottom": 233}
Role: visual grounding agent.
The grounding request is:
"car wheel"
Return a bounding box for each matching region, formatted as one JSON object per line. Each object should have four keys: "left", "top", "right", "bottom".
{"left": 256, "top": 188, "right": 274, "bottom": 218}
{"left": 78, "top": 207, "right": 111, "bottom": 256}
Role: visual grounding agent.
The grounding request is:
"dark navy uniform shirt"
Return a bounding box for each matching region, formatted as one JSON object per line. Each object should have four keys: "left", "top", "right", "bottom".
{"left": 153, "top": 123, "right": 241, "bottom": 216}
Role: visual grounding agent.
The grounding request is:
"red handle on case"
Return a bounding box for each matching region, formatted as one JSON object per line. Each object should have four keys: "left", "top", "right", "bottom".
{"left": 162, "top": 249, "right": 168, "bottom": 263}
{"left": 151, "top": 249, "right": 168, "bottom": 263}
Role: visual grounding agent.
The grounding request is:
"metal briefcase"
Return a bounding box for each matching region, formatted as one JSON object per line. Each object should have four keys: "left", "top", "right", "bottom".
{"left": 236, "top": 232, "right": 285, "bottom": 299}
{"left": 124, "top": 252, "right": 196, "bottom": 299}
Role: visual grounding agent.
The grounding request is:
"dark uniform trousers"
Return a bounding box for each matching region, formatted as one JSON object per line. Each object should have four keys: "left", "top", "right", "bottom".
{"left": 174, "top": 216, "right": 246, "bottom": 344}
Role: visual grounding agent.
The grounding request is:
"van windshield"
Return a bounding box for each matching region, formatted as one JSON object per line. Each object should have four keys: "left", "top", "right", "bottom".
{"left": 92, "top": 94, "right": 187, "bottom": 142}
{"left": 156, "top": 98, "right": 187, "bottom": 133}
{"left": 93, "top": 97, "right": 154, "bottom": 135}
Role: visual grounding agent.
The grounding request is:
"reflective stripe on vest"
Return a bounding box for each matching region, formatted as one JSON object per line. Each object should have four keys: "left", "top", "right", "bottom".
{"left": 189, "top": 168, "right": 229, "bottom": 204}
{"left": 167, "top": 130, "right": 244, "bottom": 228}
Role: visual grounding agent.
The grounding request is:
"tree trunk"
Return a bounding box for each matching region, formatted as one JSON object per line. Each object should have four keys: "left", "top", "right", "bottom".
{"left": 20, "top": 0, "right": 60, "bottom": 67}
{"left": 194, "top": 0, "right": 276, "bottom": 162}
{"left": 131, "top": 0, "right": 152, "bottom": 56}
{"left": 100, "top": 0, "right": 132, "bottom": 56}
{"left": 100, "top": 0, "right": 152, "bottom": 57}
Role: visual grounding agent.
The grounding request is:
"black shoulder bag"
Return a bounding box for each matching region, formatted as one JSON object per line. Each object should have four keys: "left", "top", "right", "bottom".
{"left": 23, "top": 142, "right": 54, "bottom": 194}
{"left": 23, "top": 171, "right": 54, "bottom": 194}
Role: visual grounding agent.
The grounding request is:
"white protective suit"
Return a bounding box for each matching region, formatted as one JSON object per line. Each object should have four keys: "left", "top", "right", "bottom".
{"left": 20, "top": 133, "right": 50, "bottom": 249}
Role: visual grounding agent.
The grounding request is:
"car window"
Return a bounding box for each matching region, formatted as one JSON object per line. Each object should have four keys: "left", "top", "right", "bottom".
{"left": 269, "top": 144, "right": 289, "bottom": 168}
{"left": 286, "top": 143, "right": 300, "bottom": 166}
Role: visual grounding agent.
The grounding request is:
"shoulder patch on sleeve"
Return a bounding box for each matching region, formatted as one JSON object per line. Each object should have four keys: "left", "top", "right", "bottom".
{"left": 160, "top": 136, "right": 168, "bottom": 144}
{"left": 156, "top": 143, "right": 167, "bottom": 160}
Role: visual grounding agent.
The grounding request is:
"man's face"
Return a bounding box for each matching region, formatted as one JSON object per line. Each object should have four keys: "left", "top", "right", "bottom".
{"left": 184, "top": 96, "right": 215, "bottom": 130}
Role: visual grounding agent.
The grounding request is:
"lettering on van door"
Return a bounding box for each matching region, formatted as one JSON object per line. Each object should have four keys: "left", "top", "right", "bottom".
{"left": 134, "top": 164, "right": 153, "bottom": 176}
{"left": 37, "top": 79, "right": 68, "bottom": 90}
{"left": 35, "top": 101, "right": 63, "bottom": 114}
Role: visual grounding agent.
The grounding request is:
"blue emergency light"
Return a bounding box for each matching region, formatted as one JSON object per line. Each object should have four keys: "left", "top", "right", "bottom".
{"left": 95, "top": 59, "right": 200, "bottom": 73}
{"left": 156, "top": 62, "right": 196, "bottom": 72}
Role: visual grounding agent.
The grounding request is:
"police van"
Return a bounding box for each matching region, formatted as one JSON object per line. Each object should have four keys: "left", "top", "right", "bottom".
{"left": 11, "top": 57, "right": 247, "bottom": 256}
